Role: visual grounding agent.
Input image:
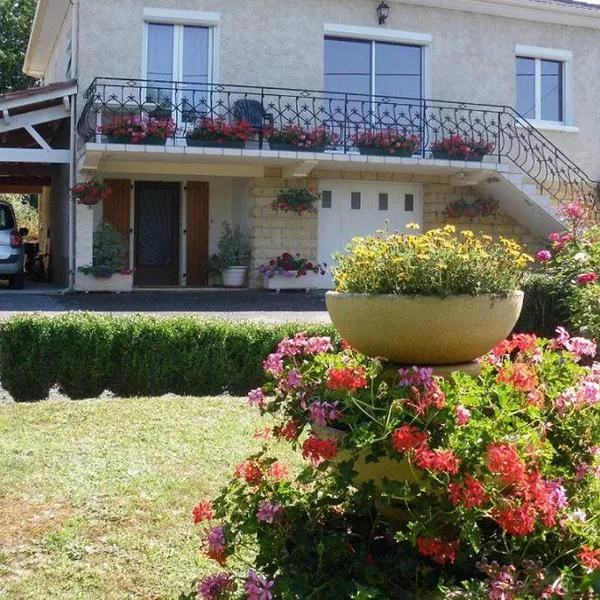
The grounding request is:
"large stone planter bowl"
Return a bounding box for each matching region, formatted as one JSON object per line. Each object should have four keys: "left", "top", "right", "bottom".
{"left": 326, "top": 291, "right": 523, "bottom": 364}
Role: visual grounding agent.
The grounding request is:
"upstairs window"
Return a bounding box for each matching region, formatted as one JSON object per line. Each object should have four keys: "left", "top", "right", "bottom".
{"left": 145, "top": 23, "right": 211, "bottom": 109}
{"left": 516, "top": 55, "right": 564, "bottom": 123}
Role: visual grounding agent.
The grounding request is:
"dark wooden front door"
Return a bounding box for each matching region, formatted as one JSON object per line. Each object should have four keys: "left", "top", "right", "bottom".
{"left": 186, "top": 181, "right": 209, "bottom": 286}
{"left": 134, "top": 182, "right": 180, "bottom": 286}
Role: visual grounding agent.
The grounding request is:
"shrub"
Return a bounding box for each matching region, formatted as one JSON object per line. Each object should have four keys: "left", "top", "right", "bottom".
{"left": 0, "top": 315, "right": 338, "bottom": 402}
{"left": 517, "top": 201, "right": 600, "bottom": 342}
{"left": 332, "top": 225, "right": 532, "bottom": 296}
{"left": 191, "top": 330, "right": 600, "bottom": 598}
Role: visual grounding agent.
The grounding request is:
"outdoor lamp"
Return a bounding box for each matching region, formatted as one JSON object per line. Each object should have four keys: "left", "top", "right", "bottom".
{"left": 377, "top": 1, "right": 390, "bottom": 25}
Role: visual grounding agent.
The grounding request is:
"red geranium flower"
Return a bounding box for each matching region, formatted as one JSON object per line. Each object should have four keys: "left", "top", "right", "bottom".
{"left": 391, "top": 425, "right": 429, "bottom": 453}
{"left": 448, "top": 475, "right": 488, "bottom": 509}
{"left": 578, "top": 545, "right": 600, "bottom": 571}
{"left": 326, "top": 367, "right": 368, "bottom": 392}
{"left": 416, "top": 536, "right": 460, "bottom": 564}
{"left": 486, "top": 443, "right": 527, "bottom": 487}
{"left": 193, "top": 500, "right": 214, "bottom": 524}
{"left": 577, "top": 272, "right": 598, "bottom": 285}
{"left": 302, "top": 435, "right": 338, "bottom": 466}
{"left": 492, "top": 503, "right": 536, "bottom": 536}
{"left": 497, "top": 363, "right": 539, "bottom": 393}
{"left": 234, "top": 460, "right": 263, "bottom": 485}
{"left": 414, "top": 446, "right": 460, "bottom": 475}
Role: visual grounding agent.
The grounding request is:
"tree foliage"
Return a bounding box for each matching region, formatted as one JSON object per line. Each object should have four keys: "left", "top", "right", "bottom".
{"left": 0, "top": 0, "right": 37, "bottom": 94}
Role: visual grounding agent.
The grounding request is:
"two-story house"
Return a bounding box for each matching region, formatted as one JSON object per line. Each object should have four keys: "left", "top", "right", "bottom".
{"left": 16, "top": 0, "right": 600, "bottom": 291}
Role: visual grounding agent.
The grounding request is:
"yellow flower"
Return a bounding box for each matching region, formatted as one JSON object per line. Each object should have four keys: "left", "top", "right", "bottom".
{"left": 406, "top": 223, "right": 420, "bottom": 230}
{"left": 443, "top": 224, "right": 456, "bottom": 234}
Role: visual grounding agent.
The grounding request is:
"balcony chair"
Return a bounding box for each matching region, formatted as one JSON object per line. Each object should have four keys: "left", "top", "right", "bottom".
{"left": 232, "top": 99, "right": 274, "bottom": 149}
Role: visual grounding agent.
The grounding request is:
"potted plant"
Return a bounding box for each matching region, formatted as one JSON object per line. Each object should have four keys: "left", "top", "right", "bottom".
{"left": 266, "top": 124, "right": 338, "bottom": 152}
{"left": 98, "top": 115, "right": 176, "bottom": 145}
{"left": 193, "top": 329, "right": 600, "bottom": 598}
{"left": 70, "top": 180, "right": 112, "bottom": 206}
{"left": 185, "top": 117, "right": 254, "bottom": 148}
{"left": 443, "top": 196, "right": 501, "bottom": 220}
{"left": 352, "top": 129, "right": 420, "bottom": 157}
{"left": 258, "top": 252, "right": 327, "bottom": 291}
{"left": 217, "top": 222, "right": 251, "bottom": 287}
{"left": 76, "top": 221, "right": 132, "bottom": 292}
{"left": 430, "top": 134, "right": 495, "bottom": 161}
{"left": 271, "top": 187, "right": 319, "bottom": 215}
{"left": 326, "top": 225, "right": 532, "bottom": 365}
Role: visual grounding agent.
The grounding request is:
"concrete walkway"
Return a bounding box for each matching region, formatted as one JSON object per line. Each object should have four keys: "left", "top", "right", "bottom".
{"left": 0, "top": 289, "right": 331, "bottom": 324}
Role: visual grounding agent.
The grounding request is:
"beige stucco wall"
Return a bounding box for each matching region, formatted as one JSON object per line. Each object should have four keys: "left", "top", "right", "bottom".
{"left": 248, "top": 167, "right": 536, "bottom": 289}
{"left": 74, "top": 0, "right": 600, "bottom": 177}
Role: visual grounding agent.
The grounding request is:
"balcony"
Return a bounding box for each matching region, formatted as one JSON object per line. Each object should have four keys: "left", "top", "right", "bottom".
{"left": 77, "top": 77, "right": 598, "bottom": 213}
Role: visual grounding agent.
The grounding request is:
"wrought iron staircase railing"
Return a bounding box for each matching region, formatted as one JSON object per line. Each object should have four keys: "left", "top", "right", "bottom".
{"left": 77, "top": 77, "right": 600, "bottom": 214}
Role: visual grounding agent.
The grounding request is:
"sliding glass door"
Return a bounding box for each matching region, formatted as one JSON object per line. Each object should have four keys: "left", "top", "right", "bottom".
{"left": 324, "top": 37, "right": 423, "bottom": 136}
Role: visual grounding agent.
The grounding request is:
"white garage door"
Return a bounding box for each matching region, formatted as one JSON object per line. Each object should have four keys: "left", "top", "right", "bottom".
{"left": 318, "top": 180, "right": 423, "bottom": 288}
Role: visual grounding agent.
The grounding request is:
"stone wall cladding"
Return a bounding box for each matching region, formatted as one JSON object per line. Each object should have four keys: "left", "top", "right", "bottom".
{"left": 249, "top": 168, "right": 318, "bottom": 288}
{"left": 248, "top": 168, "right": 537, "bottom": 288}
{"left": 422, "top": 179, "right": 537, "bottom": 248}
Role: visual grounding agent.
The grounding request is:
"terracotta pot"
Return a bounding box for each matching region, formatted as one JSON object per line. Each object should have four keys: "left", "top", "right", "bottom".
{"left": 325, "top": 291, "right": 523, "bottom": 364}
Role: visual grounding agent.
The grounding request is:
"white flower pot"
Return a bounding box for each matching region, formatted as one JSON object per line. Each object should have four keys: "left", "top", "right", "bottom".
{"left": 263, "top": 271, "right": 325, "bottom": 292}
{"left": 222, "top": 266, "right": 248, "bottom": 287}
{"left": 75, "top": 272, "right": 133, "bottom": 293}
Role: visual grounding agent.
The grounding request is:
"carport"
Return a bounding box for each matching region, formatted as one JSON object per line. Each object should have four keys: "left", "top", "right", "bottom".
{"left": 0, "top": 80, "right": 76, "bottom": 288}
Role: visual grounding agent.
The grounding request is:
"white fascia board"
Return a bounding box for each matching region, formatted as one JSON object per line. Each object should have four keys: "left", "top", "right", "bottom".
{"left": 143, "top": 8, "right": 220, "bottom": 26}
{"left": 394, "top": 0, "right": 600, "bottom": 30}
{"left": 0, "top": 148, "right": 70, "bottom": 164}
{"left": 324, "top": 23, "right": 432, "bottom": 44}
{"left": 24, "top": 0, "right": 71, "bottom": 77}
{"left": 0, "top": 83, "right": 78, "bottom": 112}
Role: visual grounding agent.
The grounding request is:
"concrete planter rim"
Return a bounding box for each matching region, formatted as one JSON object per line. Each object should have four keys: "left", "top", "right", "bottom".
{"left": 326, "top": 290, "right": 524, "bottom": 300}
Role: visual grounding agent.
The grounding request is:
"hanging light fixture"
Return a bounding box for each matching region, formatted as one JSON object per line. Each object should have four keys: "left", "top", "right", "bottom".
{"left": 376, "top": 1, "right": 390, "bottom": 25}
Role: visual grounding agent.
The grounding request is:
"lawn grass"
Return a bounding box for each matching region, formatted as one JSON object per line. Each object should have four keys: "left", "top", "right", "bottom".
{"left": 0, "top": 396, "right": 285, "bottom": 599}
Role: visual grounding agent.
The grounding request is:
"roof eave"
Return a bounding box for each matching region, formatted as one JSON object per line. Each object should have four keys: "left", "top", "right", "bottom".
{"left": 23, "top": 0, "right": 70, "bottom": 78}
{"left": 394, "top": 0, "right": 600, "bottom": 29}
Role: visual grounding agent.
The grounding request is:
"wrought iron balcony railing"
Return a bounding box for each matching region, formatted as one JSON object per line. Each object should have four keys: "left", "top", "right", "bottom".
{"left": 78, "top": 77, "right": 599, "bottom": 214}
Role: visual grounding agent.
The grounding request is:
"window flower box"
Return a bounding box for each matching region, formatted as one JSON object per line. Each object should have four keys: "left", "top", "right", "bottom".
{"left": 263, "top": 271, "right": 325, "bottom": 292}
{"left": 353, "top": 130, "right": 420, "bottom": 157}
{"left": 269, "top": 142, "right": 326, "bottom": 153}
{"left": 430, "top": 134, "right": 494, "bottom": 161}
{"left": 185, "top": 118, "right": 253, "bottom": 149}
{"left": 99, "top": 116, "right": 176, "bottom": 145}
{"left": 266, "top": 125, "right": 337, "bottom": 153}
{"left": 75, "top": 272, "right": 133, "bottom": 293}
{"left": 259, "top": 253, "right": 327, "bottom": 291}
{"left": 187, "top": 139, "right": 246, "bottom": 149}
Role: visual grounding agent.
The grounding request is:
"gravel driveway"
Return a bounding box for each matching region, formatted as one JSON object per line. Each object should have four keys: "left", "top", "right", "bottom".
{"left": 0, "top": 289, "right": 331, "bottom": 324}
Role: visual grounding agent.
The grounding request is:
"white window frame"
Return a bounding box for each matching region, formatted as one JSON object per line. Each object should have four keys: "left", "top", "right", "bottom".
{"left": 142, "top": 8, "right": 220, "bottom": 84}
{"left": 324, "top": 24, "right": 432, "bottom": 100}
{"left": 515, "top": 44, "right": 576, "bottom": 132}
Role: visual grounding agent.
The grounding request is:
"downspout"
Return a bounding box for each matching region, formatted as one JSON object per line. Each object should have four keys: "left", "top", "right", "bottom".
{"left": 67, "top": 0, "right": 80, "bottom": 291}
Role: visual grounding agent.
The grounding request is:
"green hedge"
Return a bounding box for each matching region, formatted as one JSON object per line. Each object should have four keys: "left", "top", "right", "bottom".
{"left": 0, "top": 315, "right": 338, "bottom": 402}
